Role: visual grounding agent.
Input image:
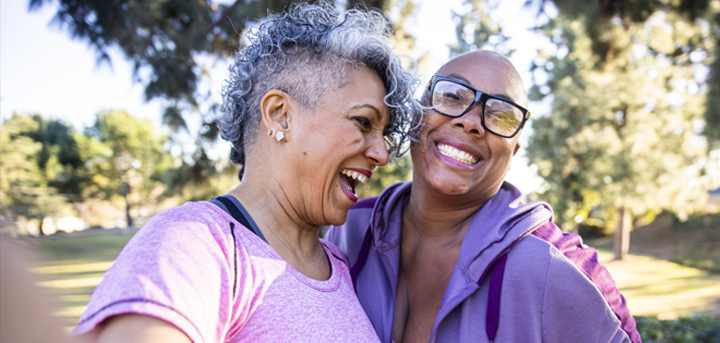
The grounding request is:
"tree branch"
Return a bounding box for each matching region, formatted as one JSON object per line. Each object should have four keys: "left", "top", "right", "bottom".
{"left": 210, "top": 0, "right": 243, "bottom": 31}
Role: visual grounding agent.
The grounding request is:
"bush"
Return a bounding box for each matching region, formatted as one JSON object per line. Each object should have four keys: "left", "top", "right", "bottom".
{"left": 635, "top": 316, "right": 720, "bottom": 343}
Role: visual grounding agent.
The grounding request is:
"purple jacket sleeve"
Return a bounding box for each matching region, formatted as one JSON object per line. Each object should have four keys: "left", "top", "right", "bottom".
{"left": 531, "top": 222, "right": 642, "bottom": 343}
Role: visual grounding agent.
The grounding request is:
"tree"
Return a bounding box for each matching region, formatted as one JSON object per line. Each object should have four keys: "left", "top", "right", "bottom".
{"left": 526, "top": 0, "right": 720, "bottom": 259}
{"left": 79, "top": 110, "right": 173, "bottom": 226}
{"left": 0, "top": 114, "right": 75, "bottom": 234}
{"left": 27, "top": 115, "right": 86, "bottom": 200}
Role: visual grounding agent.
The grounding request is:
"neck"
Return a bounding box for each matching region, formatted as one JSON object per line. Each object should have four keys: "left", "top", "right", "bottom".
{"left": 403, "top": 179, "right": 494, "bottom": 240}
{"left": 228, "top": 170, "right": 321, "bottom": 259}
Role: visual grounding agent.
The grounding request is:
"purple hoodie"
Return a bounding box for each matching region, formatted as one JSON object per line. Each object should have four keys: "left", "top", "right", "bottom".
{"left": 326, "top": 181, "right": 640, "bottom": 343}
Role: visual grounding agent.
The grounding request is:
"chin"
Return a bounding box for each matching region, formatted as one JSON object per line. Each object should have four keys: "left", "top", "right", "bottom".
{"left": 325, "top": 216, "right": 348, "bottom": 227}
{"left": 423, "top": 174, "right": 471, "bottom": 196}
{"left": 435, "top": 183, "right": 472, "bottom": 196}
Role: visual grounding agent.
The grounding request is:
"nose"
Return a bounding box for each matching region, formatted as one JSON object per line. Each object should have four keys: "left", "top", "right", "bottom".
{"left": 365, "top": 133, "right": 389, "bottom": 167}
{"left": 451, "top": 103, "right": 486, "bottom": 137}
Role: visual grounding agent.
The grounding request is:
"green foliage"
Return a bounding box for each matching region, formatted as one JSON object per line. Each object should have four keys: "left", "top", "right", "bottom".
{"left": 450, "top": 0, "right": 513, "bottom": 57}
{"left": 635, "top": 315, "right": 720, "bottom": 343}
{"left": 667, "top": 211, "right": 720, "bottom": 272}
{"left": 0, "top": 114, "right": 77, "bottom": 224}
{"left": 536, "top": 0, "right": 720, "bottom": 147}
{"left": 671, "top": 252, "right": 720, "bottom": 273}
{"left": 80, "top": 110, "right": 173, "bottom": 205}
{"left": 28, "top": 0, "right": 398, "bottom": 191}
{"left": 29, "top": 0, "right": 391, "bottom": 134}
{"left": 0, "top": 110, "right": 244, "bottom": 230}
{"left": 526, "top": 0, "right": 720, "bottom": 231}
{"left": 358, "top": 154, "right": 413, "bottom": 199}
{"left": 163, "top": 149, "right": 239, "bottom": 201}
{"left": 28, "top": 115, "right": 86, "bottom": 198}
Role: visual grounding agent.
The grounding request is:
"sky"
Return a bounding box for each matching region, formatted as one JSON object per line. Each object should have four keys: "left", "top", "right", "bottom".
{"left": 0, "top": 0, "right": 552, "bottom": 194}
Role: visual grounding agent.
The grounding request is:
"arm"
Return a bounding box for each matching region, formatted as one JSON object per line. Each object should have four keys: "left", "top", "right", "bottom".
{"left": 95, "top": 314, "right": 191, "bottom": 343}
{"left": 0, "top": 236, "right": 72, "bottom": 343}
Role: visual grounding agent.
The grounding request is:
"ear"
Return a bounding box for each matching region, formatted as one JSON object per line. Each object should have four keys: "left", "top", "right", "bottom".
{"left": 513, "top": 142, "right": 521, "bottom": 156}
{"left": 260, "top": 89, "right": 293, "bottom": 136}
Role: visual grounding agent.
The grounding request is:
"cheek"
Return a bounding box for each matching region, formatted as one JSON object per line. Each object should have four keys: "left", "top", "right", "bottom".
{"left": 415, "top": 123, "right": 439, "bottom": 151}
{"left": 487, "top": 142, "right": 516, "bottom": 173}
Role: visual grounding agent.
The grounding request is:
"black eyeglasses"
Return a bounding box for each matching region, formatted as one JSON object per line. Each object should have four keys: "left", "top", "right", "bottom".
{"left": 427, "top": 75, "right": 531, "bottom": 138}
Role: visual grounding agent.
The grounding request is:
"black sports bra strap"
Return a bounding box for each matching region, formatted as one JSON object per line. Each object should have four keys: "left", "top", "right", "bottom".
{"left": 215, "top": 196, "right": 267, "bottom": 243}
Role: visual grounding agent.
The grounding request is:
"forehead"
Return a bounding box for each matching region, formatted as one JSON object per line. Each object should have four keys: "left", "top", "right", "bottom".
{"left": 436, "top": 52, "right": 527, "bottom": 106}
{"left": 317, "top": 67, "right": 390, "bottom": 122}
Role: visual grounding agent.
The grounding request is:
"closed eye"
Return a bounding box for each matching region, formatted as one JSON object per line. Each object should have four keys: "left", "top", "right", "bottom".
{"left": 353, "top": 116, "right": 372, "bottom": 131}
{"left": 438, "top": 91, "right": 463, "bottom": 102}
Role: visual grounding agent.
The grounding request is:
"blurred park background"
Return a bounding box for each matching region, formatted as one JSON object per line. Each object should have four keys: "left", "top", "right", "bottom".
{"left": 1, "top": 0, "right": 720, "bottom": 341}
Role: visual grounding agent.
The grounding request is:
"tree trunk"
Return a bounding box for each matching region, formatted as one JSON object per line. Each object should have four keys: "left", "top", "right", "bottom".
{"left": 38, "top": 217, "right": 46, "bottom": 236}
{"left": 122, "top": 181, "right": 132, "bottom": 228}
{"left": 614, "top": 205, "right": 632, "bottom": 260}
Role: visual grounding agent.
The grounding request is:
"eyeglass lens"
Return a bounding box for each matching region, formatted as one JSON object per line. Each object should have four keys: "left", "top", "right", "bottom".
{"left": 432, "top": 80, "right": 524, "bottom": 137}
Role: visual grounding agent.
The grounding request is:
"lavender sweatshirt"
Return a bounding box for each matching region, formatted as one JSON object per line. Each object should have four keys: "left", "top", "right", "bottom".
{"left": 326, "top": 181, "right": 640, "bottom": 343}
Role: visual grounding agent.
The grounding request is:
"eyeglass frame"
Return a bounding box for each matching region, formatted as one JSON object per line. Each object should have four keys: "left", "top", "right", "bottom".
{"left": 426, "top": 75, "right": 531, "bottom": 138}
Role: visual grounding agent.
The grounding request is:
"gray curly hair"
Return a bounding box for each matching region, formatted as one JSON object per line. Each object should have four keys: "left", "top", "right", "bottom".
{"left": 219, "top": 1, "right": 422, "bottom": 178}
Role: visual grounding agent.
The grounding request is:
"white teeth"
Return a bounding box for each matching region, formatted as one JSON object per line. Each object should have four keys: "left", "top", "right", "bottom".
{"left": 436, "top": 143, "right": 479, "bottom": 164}
{"left": 340, "top": 169, "right": 368, "bottom": 184}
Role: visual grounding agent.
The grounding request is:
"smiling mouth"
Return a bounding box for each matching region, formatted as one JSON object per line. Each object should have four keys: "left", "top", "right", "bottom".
{"left": 436, "top": 143, "right": 480, "bottom": 164}
{"left": 340, "top": 168, "right": 368, "bottom": 195}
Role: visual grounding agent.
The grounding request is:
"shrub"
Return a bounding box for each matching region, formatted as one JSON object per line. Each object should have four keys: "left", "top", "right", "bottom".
{"left": 635, "top": 316, "right": 720, "bottom": 343}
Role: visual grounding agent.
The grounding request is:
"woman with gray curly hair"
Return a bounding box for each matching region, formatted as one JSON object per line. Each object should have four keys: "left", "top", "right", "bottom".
{"left": 72, "top": 2, "right": 421, "bottom": 343}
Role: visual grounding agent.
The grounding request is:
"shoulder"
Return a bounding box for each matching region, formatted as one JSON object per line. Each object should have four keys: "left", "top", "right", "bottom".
{"left": 504, "top": 234, "right": 605, "bottom": 298}
{"left": 146, "top": 201, "right": 227, "bottom": 229}
{"left": 140, "top": 201, "right": 266, "bottom": 250}
{"left": 509, "top": 234, "right": 596, "bottom": 285}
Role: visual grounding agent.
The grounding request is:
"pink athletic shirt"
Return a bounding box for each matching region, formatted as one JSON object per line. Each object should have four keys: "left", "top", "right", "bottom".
{"left": 72, "top": 201, "right": 380, "bottom": 343}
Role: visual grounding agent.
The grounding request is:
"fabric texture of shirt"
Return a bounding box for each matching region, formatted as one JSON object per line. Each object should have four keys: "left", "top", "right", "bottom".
{"left": 72, "top": 201, "right": 380, "bottom": 343}
{"left": 326, "top": 181, "right": 640, "bottom": 343}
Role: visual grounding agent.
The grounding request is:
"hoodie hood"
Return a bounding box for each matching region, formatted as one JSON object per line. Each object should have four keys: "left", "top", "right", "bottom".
{"left": 371, "top": 181, "right": 553, "bottom": 278}
{"left": 369, "top": 181, "right": 412, "bottom": 250}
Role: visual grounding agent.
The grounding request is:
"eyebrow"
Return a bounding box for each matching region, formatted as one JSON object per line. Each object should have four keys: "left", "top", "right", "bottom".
{"left": 444, "top": 72, "right": 517, "bottom": 103}
{"left": 351, "top": 104, "right": 383, "bottom": 123}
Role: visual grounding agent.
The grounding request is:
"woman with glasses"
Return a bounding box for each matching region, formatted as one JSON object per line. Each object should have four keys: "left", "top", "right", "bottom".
{"left": 327, "top": 50, "right": 640, "bottom": 343}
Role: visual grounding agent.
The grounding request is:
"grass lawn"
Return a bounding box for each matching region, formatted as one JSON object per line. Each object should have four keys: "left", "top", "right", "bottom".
{"left": 24, "top": 230, "right": 136, "bottom": 328}
{"left": 589, "top": 238, "right": 720, "bottom": 319}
